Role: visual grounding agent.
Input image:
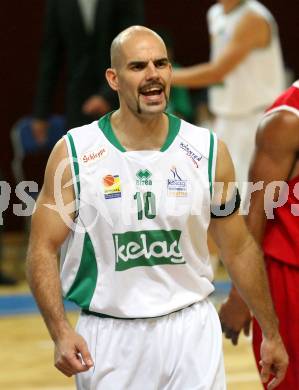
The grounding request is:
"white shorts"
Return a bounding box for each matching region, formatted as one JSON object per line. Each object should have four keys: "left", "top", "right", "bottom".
{"left": 75, "top": 300, "right": 225, "bottom": 390}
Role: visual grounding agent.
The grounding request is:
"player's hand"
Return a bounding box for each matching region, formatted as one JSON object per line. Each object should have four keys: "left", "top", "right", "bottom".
{"left": 219, "top": 286, "right": 252, "bottom": 345}
{"left": 259, "top": 333, "right": 288, "bottom": 389}
{"left": 82, "top": 95, "right": 110, "bottom": 116}
{"left": 54, "top": 328, "right": 94, "bottom": 377}
{"left": 31, "top": 119, "right": 49, "bottom": 145}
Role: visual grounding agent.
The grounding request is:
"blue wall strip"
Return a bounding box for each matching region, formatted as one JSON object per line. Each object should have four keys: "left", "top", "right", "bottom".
{"left": 0, "top": 294, "right": 79, "bottom": 316}
{"left": 0, "top": 280, "right": 231, "bottom": 317}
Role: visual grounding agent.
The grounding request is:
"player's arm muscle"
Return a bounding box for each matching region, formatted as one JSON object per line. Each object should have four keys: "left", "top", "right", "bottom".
{"left": 209, "top": 141, "right": 278, "bottom": 339}
{"left": 27, "top": 139, "right": 94, "bottom": 376}
{"left": 218, "top": 111, "right": 299, "bottom": 346}
{"left": 172, "top": 11, "right": 270, "bottom": 88}
{"left": 26, "top": 138, "right": 75, "bottom": 340}
{"left": 248, "top": 111, "right": 299, "bottom": 243}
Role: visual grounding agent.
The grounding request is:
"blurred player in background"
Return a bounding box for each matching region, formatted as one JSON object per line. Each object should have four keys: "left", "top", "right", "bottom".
{"left": 159, "top": 29, "right": 194, "bottom": 122}
{"left": 219, "top": 80, "right": 299, "bottom": 389}
{"left": 0, "top": 168, "right": 17, "bottom": 285}
{"left": 32, "top": 0, "right": 144, "bottom": 144}
{"left": 172, "top": 0, "right": 285, "bottom": 194}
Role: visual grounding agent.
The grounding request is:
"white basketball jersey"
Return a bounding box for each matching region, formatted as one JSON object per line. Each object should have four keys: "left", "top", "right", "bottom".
{"left": 208, "top": 0, "right": 285, "bottom": 116}
{"left": 60, "top": 113, "right": 217, "bottom": 318}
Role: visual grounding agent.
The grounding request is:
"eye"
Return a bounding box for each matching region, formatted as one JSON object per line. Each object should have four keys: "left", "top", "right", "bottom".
{"left": 155, "top": 59, "right": 169, "bottom": 68}
{"left": 130, "top": 63, "right": 146, "bottom": 71}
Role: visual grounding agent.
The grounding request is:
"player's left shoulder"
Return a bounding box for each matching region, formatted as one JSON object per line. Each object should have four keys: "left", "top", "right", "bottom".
{"left": 179, "top": 118, "right": 215, "bottom": 160}
{"left": 237, "top": 10, "right": 268, "bottom": 34}
{"left": 236, "top": 0, "right": 274, "bottom": 40}
{"left": 180, "top": 118, "right": 212, "bottom": 136}
{"left": 235, "top": 6, "right": 271, "bottom": 47}
{"left": 214, "top": 139, "right": 235, "bottom": 184}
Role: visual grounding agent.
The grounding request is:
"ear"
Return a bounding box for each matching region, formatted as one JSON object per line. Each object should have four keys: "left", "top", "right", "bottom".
{"left": 106, "top": 68, "right": 119, "bottom": 91}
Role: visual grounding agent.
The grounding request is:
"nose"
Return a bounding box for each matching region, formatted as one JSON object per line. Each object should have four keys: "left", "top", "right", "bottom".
{"left": 145, "top": 61, "right": 159, "bottom": 80}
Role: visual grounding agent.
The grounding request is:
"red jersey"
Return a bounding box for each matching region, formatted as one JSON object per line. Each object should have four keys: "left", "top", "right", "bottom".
{"left": 262, "top": 81, "right": 299, "bottom": 267}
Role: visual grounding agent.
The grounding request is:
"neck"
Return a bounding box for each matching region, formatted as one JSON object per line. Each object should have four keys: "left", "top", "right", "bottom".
{"left": 222, "top": 0, "right": 243, "bottom": 13}
{"left": 110, "top": 109, "right": 169, "bottom": 151}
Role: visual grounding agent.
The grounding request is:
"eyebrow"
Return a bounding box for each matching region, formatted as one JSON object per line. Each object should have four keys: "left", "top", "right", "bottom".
{"left": 127, "top": 57, "right": 169, "bottom": 67}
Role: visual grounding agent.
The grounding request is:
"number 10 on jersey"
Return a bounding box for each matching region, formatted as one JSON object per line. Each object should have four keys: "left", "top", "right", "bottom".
{"left": 134, "top": 192, "right": 156, "bottom": 220}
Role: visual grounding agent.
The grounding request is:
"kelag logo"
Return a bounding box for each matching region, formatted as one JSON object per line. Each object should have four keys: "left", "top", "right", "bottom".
{"left": 167, "top": 167, "right": 187, "bottom": 197}
{"left": 113, "top": 229, "right": 185, "bottom": 271}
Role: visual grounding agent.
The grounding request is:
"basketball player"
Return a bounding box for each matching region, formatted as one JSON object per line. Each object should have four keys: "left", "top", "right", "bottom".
{"left": 219, "top": 80, "right": 299, "bottom": 389}
{"left": 172, "top": 0, "right": 285, "bottom": 192}
{"left": 26, "top": 26, "right": 288, "bottom": 389}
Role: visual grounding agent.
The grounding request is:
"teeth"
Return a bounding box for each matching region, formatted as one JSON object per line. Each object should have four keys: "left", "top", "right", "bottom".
{"left": 143, "top": 87, "right": 161, "bottom": 93}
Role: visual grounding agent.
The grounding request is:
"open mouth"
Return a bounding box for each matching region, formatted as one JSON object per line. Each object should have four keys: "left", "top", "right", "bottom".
{"left": 140, "top": 87, "right": 163, "bottom": 96}
{"left": 139, "top": 84, "right": 165, "bottom": 101}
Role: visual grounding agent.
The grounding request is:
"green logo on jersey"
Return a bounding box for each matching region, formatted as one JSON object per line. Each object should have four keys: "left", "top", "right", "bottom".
{"left": 136, "top": 169, "right": 152, "bottom": 186}
{"left": 113, "top": 229, "right": 185, "bottom": 271}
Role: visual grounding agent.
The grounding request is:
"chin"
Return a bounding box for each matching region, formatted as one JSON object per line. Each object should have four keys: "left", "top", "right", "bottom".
{"left": 142, "top": 101, "right": 167, "bottom": 114}
{"left": 143, "top": 107, "right": 165, "bottom": 116}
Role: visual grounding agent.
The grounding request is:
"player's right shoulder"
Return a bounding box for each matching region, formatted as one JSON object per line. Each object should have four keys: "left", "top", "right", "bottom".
{"left": 66, "top": 120, "right": 104, "bottom": 152}
{"left": 261, "top": 110, "right": 299, "bottom": 132}
{"left": 257, "top": 110, "right": 299, "bottom": 151}
{"left": 43, "top": 137, "right": 73, "bottom": 187}
{"left": 67, "top": 121, "right": 99, "bottom": 138}
{"left": 41, "top": 136, "right": 74, "bottom": 200}
{"left": 49, "top": 137, "right": 69, "bottom": 163}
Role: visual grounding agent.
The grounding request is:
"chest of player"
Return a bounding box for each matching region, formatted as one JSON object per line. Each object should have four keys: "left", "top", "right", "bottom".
{"left": 77, "top": 147, "right": 211, "bottom": 229}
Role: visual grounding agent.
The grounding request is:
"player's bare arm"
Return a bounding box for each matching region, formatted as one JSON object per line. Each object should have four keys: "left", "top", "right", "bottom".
{"left": 171, "top": 11, "right": 270, "bottom": 88}
{"left": 210, "top": 140, "right": 288, "bottom": 389}
{"left": 26, "top": 139, "right": 94, "bottom": 376}
{"left": 248, "top": 111, "right": 299, "bottom": 242}
{"left": 219, "top": 110, "right": 299, "bottom": 346}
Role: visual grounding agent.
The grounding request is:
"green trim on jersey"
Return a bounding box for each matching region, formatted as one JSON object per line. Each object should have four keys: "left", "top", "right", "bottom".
{"left": 98, "top": 112, "right": 181, "bottom": 152}
{"left": 67, "top": 133, "right": 81, "bottom": 198}
{"left": 65, "top": 233, "right": 98, "bottom": 309}
{"left": 160, "top": 113, "right": 181, "bottom": 152}
{"left": 98, "top": 112, "right": 126, "bottom": 152}
{"left": 208, "top": 131, "right": 215, "bottom": 198}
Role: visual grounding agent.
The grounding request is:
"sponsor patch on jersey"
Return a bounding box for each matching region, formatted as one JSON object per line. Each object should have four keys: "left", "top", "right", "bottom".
{"left": 113, "top": 229, "right": 185, "bottom": 271}
{"left": 136, "top": 169, "right": 152, "bottom": 187}
{"left": 80, "top": 147, "right": 108, "bottom": 164}
{"left": 103, "top": 174, "right": 121, "bottom": 199}
{"left": 179, "top": 142, "right": 202, "bottom": 168}
{"left": 167, "top": 167, "right": 187, "bottom": 197}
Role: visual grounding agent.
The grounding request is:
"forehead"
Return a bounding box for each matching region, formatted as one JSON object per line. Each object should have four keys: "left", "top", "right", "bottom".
{"left": 121, "top": 33, "right": 167, "bottom": 64}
